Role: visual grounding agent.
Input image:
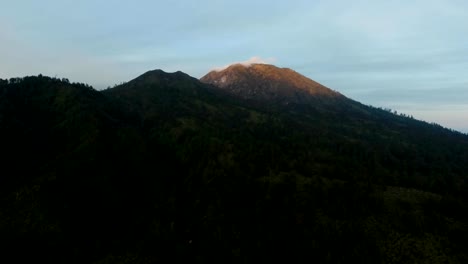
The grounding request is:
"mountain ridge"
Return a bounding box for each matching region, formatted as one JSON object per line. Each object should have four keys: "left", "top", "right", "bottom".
{"left": 1, "top": 68, "right": 468, "bottom": 263}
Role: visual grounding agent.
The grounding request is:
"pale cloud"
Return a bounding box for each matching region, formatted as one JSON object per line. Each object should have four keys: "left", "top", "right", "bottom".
{"left": 2, "top": 0, "right": 468, "bottom": 131}
{"left": 211, "top": 56, "right": 277, "bottom": 72}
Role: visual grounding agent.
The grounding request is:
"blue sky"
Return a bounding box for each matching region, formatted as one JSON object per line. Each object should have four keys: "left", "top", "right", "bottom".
{"left": 1, "top": 0, "right": 468, "bottom": 132}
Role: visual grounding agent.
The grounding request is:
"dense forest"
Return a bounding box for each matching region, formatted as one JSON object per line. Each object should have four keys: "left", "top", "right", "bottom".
{"left": 1, "top": 72, "right": 467, "bottom": 263}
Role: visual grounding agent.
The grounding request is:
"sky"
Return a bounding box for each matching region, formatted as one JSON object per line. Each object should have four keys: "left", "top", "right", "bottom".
{"left": 1, "top": 0, "right": 467, "bottom": 132}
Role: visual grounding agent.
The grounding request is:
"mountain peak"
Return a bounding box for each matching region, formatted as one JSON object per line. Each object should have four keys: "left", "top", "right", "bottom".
{"left": 200, "top": 63, "right": 342, "bottom": 102}
{"left": 135, "top": 69, "right": 193, "bottom": 82}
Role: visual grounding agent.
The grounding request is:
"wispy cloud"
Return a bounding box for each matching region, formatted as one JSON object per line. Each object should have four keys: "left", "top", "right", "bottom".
{"left": 211, "top": 56, "right": 277, "bottom": 72}
{"left": 2, "top": 0, "right": 468, "bottom": 131}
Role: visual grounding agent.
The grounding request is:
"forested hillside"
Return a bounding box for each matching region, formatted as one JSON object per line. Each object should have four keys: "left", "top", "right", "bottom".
{"left": 0, "top": 72, "right": 467, "bottom": 263}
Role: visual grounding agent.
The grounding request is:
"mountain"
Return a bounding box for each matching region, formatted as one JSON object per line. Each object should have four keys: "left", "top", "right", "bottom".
{"left": 201, "top": 63, "right": 341, "bottom": 103}
{"left": 1, "top": 69, "right": 468, "bottom": 263}
{"left": 201, "top": 64, "right": 468, "bottom": 192}
{"left": 200, "top": 63, "right": 378, "bottom": 123}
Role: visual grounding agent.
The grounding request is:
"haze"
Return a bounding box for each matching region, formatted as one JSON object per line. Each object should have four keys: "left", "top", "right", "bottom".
{"left": 1, "top": 0, "right": 467, "bottom": 132}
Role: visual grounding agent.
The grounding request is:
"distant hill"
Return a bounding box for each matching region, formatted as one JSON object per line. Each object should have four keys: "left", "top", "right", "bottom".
{"left": 0, "top": 68, "right": 467, "bottom": 263}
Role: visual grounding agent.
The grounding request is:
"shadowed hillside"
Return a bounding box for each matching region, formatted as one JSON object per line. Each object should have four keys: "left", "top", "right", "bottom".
{"left": 1, "top": 70, "right": 467, "bottom": 263}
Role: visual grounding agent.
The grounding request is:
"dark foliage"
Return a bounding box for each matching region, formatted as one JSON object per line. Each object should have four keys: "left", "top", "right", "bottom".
{"left": 0, "top": 73, "right": 467, "bottom": 263}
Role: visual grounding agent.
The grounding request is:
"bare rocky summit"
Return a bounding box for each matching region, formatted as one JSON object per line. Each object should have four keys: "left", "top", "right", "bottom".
{"left": 200, "top": 63, "right": 343, "bottom": 103}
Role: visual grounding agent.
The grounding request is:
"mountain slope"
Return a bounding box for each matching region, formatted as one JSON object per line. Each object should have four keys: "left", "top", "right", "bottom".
{"left": 201, "top": 63, "right": 468, "bottom": 192}
{"left": 1, "top": 70, "right": 468, "bottom": 263}
{"left": 201, "top": 63, "right": 341, "bottom": 100}
{"left": 201, "top": 63, "right": 387, "bottom": 125}
{"left": 0, "top": 75, "right": 153, "bottom": 262}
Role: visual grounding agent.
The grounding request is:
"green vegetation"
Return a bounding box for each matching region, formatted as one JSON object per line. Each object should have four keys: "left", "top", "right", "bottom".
{"left": 0, "top": 73, "right": 467, "bottom": 263}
